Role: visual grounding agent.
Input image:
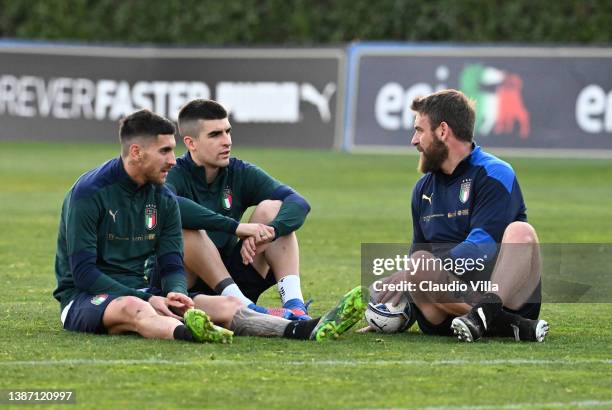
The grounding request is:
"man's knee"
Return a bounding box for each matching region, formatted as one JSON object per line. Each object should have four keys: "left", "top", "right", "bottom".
{"left": 105, "top": 296, "right": 155, "bottom": 327}
{"left": 503, "top": 222, "right": 539, "bottom": 244}
{"left": 120, "top": 297, "right": 154, "bottom": 318}
{"left": 251, "top": 200, "right": 282, "bottom": 223}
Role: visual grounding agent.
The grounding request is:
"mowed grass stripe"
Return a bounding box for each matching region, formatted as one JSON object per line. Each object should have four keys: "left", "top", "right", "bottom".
{"left": 419, "top": 400, "right": 612, "bottom": 410}
{"left": 1, "top": 358, "right": 610, "bottom": 366}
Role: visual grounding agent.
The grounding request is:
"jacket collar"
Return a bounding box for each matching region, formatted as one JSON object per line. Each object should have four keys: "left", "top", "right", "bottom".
{"left": 114, "top": 157, "right": 152, "bottom": 194}
{"left": 183, "top": 151, "right": 227, "bottom": 187}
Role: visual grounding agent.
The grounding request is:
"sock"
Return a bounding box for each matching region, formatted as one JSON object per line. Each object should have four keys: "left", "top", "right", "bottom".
{"left": 488, "top": 310, "right": 538, "bottom": 340}
{"left": 277, "top": 275, "right": 304, "bottom": 305}
{"left": 173, "top": 324, "right": 195, "bottom": 342}
{"left": 230, "top": 307, "right": 289, "bottom": 337}
{"left": 473, "top": 292, "right": 503, "bottom": 328}
{"left": 215, "top": 278, "right": 253, "bottom": 306}
{"left": 282, "top": 317, "right": 321, "bottom": 340}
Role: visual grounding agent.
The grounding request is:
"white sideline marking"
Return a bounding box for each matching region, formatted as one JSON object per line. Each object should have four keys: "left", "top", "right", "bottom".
{"left": 420, "top": 399, "right": 612, "bottom": 410}
{"left": 0, "top": 358, "right": 610, "bottom": 366}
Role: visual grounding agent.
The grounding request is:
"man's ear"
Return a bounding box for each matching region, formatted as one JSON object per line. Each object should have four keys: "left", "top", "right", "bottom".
{"left": 438, "top": 121, "right": 449, "bottom": 141}
{"left": 183, "top": 135, "right": 196, "bottom": 151}
{"left": 129, "top": 143, "right": 143, "bottom": 161}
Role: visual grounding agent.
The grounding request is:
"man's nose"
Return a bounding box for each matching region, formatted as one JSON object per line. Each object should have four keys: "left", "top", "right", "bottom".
{"left": 168, "top": 151, "right": 176, "bottom": 166}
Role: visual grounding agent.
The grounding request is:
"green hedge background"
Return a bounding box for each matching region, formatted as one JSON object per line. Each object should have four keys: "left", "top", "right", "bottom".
{"left": 0, "top": 0, "right": 610, "bottom": 45}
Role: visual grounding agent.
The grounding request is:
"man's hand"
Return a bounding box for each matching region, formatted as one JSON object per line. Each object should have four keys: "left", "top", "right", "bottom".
{"left": 238, "top": 224, "right": 276, "bottom": 265}
{"left": 148, "top": 295, "right": 190, "bottom": 320}
{"left": 377, "top": 270, "right": 410, "bottom": 307}
{"left": 166, "top": 292, "right": 194, "bottom": 316}
{"left": 236, "top": 223, "right": 275, "bottom": 244}
{"left": 240, "top": 236, "right": 257, "bottom": 265}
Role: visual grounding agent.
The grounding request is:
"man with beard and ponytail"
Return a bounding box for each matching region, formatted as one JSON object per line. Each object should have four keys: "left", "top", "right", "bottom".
{"left": 361, "top": 89, "right": 549, "bottom": 343}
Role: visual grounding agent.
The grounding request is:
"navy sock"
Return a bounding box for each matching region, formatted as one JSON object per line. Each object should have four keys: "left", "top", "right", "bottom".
{"left": 488, "top": 309, "right": 535, "bottom": 338}
{"left": 173, "top": 324, "right": 195, "bottom": 342}
{"left": 474, "top": 293, "right": 503, "bottom": 326}
{"left": 283, "top": 317, "right": 321, "bottom": 340}
{"left": 214, "top": 277, "right": 237, "bottom": 294}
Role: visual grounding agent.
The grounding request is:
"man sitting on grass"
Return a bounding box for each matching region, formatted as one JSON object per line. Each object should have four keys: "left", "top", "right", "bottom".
{"left": 361, "top": 89, "right": 548, "bottom": 343}
{"left": 162, "top": 99, "right": 313, "bottom": 320}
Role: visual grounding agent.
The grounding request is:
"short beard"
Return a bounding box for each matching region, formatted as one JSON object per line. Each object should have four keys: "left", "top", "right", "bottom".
{"left": 147, "top": 172, "right": 164, "bottom": 185}
{"left": 144, "top": 166, "right": 167, "bottom": 185}
{"left": 141, "top": 154, "right": 165, "bottom": 185}
{"left": 418, "top": 135, "right": 448, "bottom": 174}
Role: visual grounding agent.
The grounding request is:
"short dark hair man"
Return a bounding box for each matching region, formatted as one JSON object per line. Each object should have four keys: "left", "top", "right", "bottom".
{"left": 53, "top": 109, "right": 365, "bottom": 343}
{"left": 163, "top": 99, "right": 312, "bottom": 320}
{"left": 365, "top": 89, "right": 548, "bottom": 342}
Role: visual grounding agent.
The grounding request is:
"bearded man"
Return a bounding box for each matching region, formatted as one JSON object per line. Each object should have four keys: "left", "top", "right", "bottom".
{"left": 364, "top": 89, "right": 548, "bottom": 343}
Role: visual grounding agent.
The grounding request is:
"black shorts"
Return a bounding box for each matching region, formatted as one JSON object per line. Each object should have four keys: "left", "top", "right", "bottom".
{"left": 189, "top": 240, "right": 277, "bottom": 303}
{"left": 414, "top": 302, "right": 542, "bottom": 337}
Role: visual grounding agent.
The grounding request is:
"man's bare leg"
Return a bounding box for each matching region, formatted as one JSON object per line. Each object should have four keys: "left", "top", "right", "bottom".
{"left": 247, "top": 200, "right": 299, "bottom": 281}
{"left": 102, "top": 296, "right": 231, "bottom": 343}
{"left": 451, "top": 222, "right": 548, "bottom": 342}
{"left": 246, "top": 200, "right": 309, "bottom": 317}
{"left": 367, "top": 227, "right": 547, "bottom": 342}
{"left": 189, "top": 292, "right": 344, "bottom": 341}
{"left": 489, "top": 221, "right": 541, "bottom": 309}
{"left": 103, "top": 296, "right": 181, "bottom": 339}
{"left": 192, "top": 294, "right": 243, "bottom": 329}
{"left": 182, "top": 200, "right": 308, "bottom": 316}
{"left": 183, "top": 229, "right": 233, "bottom": 290}
{"left": 192, "top": 292, "right": 307, "bottom": 338}
{"left": 182, "top": 229, "right": 263, "bottom": 309}
{"left": 216, "top": 286, "right": 365, "bottom": 341}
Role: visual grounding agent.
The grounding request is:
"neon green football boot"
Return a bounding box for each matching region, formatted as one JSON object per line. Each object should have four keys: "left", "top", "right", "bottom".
{"left": 310, "top": 286, "right": 366, "bottom": 341}
{"left": 184, "top": 308, "right": 233, "bottom": 344}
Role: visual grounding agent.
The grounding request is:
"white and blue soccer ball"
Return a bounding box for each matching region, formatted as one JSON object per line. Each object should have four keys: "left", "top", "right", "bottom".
{"left": 365, "top": 295, "right": 415, "bottom": 333}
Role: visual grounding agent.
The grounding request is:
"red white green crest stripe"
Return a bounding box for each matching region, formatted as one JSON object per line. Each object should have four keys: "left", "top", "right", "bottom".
{"left": 222, "top": 188, "right": 233, "bottom": 210}
{"left": 91, "top": 294, "right": 108, "bottom": 306}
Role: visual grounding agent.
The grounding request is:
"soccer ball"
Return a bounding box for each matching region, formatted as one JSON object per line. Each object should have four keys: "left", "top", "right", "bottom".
{"left": 364, "top": 296, "right": 415, "bottom": 333}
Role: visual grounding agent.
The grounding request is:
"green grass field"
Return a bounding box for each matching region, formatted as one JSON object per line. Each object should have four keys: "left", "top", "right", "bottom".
{"left": 0, "top": 142, "right": 611, "bottom": 410}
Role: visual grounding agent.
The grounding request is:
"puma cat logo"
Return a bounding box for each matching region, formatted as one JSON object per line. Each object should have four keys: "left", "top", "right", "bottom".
{"left": 300, "top": 83, "right": 336, "bottom": 122}
{"left": 422, "top": 193, "right": 433, "bottom": 205}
